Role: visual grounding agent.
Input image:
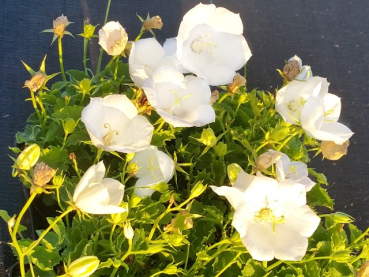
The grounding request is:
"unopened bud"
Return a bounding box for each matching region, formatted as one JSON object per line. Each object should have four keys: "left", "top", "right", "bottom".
{"left": 210, "top": 90, "right": 219, "bottom": 105}
{"left": 213, "top": 142, "right": 227, "bottom": 156}
{"left": 323, "top": 212, "right": 354, "bottom": 224}
{"left": 32, "top": 162, "right": 56, "bottom": 187}
{"left": 82, "top": 23, "right": 96, "bottom": 40}
{"left": 69, "top": 152, "right": 76, "bottom": 161}
{"left": 123, "top": 223, "right": 134, "bottom": 240}
{"left": 283, "top": 56, "right": 302, "bottom": 81}
{"left": 53, "top": 174, "right": 65, "bottom": 187}
{"left": 129, "top": 194, "right": 141, "bottom": 207}
{"left": 357, "top": 261, "right": 369, "bottom": 277}
{"left": 227, "top": 163, "right": 242, "bottom": 185}
{"left": 16, "top": 144, "right": 41, "bottom": 170}
{"left": 126, "top": 153, "right": 135, "bottom": 162}
{"left": 227, "top": 73, "right": 246, "bottom": 93}
{"left": 67, "top": 256, "right": 99, "bottom": 277}
{"left": 190, "top": 182, "right": 206, "bottom": 199}
{"left": 153, "top": 182, "right": 169, "bottom": 193}
{"left": 111, "top": 202, "right": 129, "bottom": 224}
{"left": 321, "top": 140, "right": 349, "bottom": 160}
{"left": 8, "top": 216, "right": 16, "bottom": 228}
{"left": 143, "top": 16, "right": 163, "bottom": 31}
{"left": 256, "top": 150, "right": 283, "bottom": 171}
{"left": 163, "top": 264, "right": 180, "bottom": 275}
{"left": 127, "top": 162, "right": 140, "bottom": 177}
{"left": 199, "top": 128, "right": 217, "bottom": 147}
{"left": 53, "top": 15, "right": 71, "bottom": 37}
{"left": 24, "top": 72, "right": 47, "bottom": 92}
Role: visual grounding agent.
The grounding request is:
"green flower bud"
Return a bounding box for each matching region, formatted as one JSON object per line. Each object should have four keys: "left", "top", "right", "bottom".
{"left": 163, "top": 264, "right": 180, "bottom": 275}
{"left": 123, "top": 222, "right": 134, "bottom": 240}
{"left": 190, "top": 182, "right": 207, "bottom": 199}
{"left": 227, "top": 163, "right": 242, "bottom": 185}
{"left": 126, "top": 162, "right": 140, "bottom": 177}
{"left": 129, "top": 194, "right": 142, "bottom": 207}
{"left": 67, "top": 256, "right": 99, "bottom": 277}
{"left": 53, "top": 174, "right": 65, "bottom": 187}
{"left": 213, "top": 142, "right": 227, "bottom": 156}
{"left": 323, "top": 212, "right": 354, "bottom": 224}
{"left": 126, "top": 152, "right": 135, "bottom": 162}
{"left": 83, "top": 24, "right": 96, "bottom": 40}
{"left": 199, "top": 128, "right": 217, "bottom": 147}
{"left": 16, "top": 144, "right": 41, "bottom": 170}
{"left": 270, "top": 124, "right": 290, "bottom": 142}
{"left": 8, "top": 216, "right": 16, "bottom": 229}
{"left": 159, "top": 191, "right": 173, "bottom": 203}
{"left": 153, "top": 182, "right": 169, "bottom": 193}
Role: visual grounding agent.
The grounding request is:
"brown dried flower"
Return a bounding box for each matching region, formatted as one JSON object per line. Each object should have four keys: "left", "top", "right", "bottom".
{"left": 283, "top": 59, "right": 301, "bottom": 81}
{"left": 32, "top": 162, "right": 56, "bottom": 188}
{"left": 143, "top": 16, "right": 163, "bottom": 31}
{"left": 210, "top": 90, "right": 219, "bottom": 105}
{"left": 227, "top": 73, "right": 246, "bottom": 93}
{"left": 24, "top": 72, "right": 47, "bottom": 92}
{"left": 357, "top": 261, "right": 369, "bottom": 277}
{"left": 321, "top": 140, "right": 350, "bottom": 160}
{"left": 256, "top": 151, "right": 283, "bottom": 171}
{"left": 53, "top": 15, "right": 70, "bottom": 37}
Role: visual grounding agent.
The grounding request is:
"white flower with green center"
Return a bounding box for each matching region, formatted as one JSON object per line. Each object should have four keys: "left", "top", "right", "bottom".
{"left": 176, "top": 3, "right": 252, "bottom": 86}
{"left": 143, "top": 66, "right": 215, "bottom": 127}
{"left": 81, "top": 95, "right": 154, "bottom": 153}
{"left": 211, "top": 170, "right": 320, "bottom": 261}
{"left": 276, "top": 76, "right": 353, "bottom": 144}
{"left": 268, "top": 150, "right": 315, "bottom": 191}
{"left": 129, "top": 147, "right": 175, "bottom": 197}
{"left": 129, "top": 38, "right": 186, "bottom": 87}
{"left": 73, "top": 161, "right": 126, "bottom": 214}
{"left": 99, "top": 21, "right": 128, "bottom": 56}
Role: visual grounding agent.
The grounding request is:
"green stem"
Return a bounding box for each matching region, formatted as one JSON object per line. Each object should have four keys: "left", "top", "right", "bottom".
{"left": 58, "top": 37, "right": 67, "bottom": 82}
{"left": 276, "top": 131, "right": 299, "bottom": 151}
{"left": 24, "top": 207, "right": 73, "bottom": 256}
{"left": 96, "top": 0, "right": 112, "bottom": 75}
{"left": 352, "top": 226, "right": 369, "bottom": 245}
{"left": 83, "top": 38, "right": 88, "bottom": 74}
{"left": 114, "top": 56, "right": 119, "bottom": 81}
{"left": 135, "top": 31, "right": 144, "bottom": 41}
{"left": 185, "top": 243, "right": 190, "bottom": 270}
{"left": 8, "top": 222, "right": 26, "bottom": 277}
{"left": 218, "top": 93, "right": 229, "bottom": 104}
{"left": 214, "top": 252, "right": 241, "bottom": 277}
{"left": 255, "top": 140, "right": 270, "bottom": 153}
{"left": 29, "top": 90, "right": 42, "bottom": 123}
{"left": 110, "top": 238, "right": 132, "bottom": 277}
{"left": 94, "top": 148, "right": 104, "bottom": 163}
{"left": 12, "top": 192, "right": 37, "bottom": 238}
{"left": 28, "top": 256, "right": 36, "bottom": 277}
{"left": 109, "top": 224, "right": 118, "bottom": 254}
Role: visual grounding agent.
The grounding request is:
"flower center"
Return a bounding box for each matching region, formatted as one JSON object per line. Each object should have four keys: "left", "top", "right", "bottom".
{"left": 146, "top": 155, "right": 160, "bottom": 180}
{"left": 164, "top": 89, "right": 191, "bottom": 115}
{"left": 102, "top": 123, "right": 119, "bottom": 146}
{"left": 111, "top": 39, "right": 124, "bottom": 53}
{"left": 191, "top": 34, "right": 218, "bottom": 55}
{"left": 286, "top": 165, "right": 298, "bottom": 177}
{"left": 254, "top": 207, "right": 285, "bottom": 233}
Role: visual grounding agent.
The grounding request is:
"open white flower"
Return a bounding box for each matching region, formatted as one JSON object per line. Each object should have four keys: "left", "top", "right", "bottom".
{"left": 130, "top": 147, "right": 175, "bottom": 197}
{"left": 176, "top": 3, "right": 252, "bottom": 85}
{"left": 211, "top": 170, "right": 320, "bottom": 261}
{"left": 99, "top": 21, "right": 128, "bottom": 56}
{"left": 73, "top": 161, "right": 126, "bottom": 214}
{"left": 129, "top": 38, "right": 185, "bottom": 87}
{"left": 268, "top": 150, "right": 315, "bottom": 191}
{"left": 81, "top": 95, "right": 154, "bottom": 153}
{"left": 276, "top": 76, "right": 353, "bottom": 144}
{"left": 143, "top": 66, "right": 215, "bottom": 127}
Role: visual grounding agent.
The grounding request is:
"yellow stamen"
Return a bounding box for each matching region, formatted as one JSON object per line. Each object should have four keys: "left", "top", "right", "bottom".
{"left": 191, "top": 34, "right": 218, "bottom": 55}
{"left": 146, "top": 155, "right": 160, "bottom": 180}
{"left": 102, "top": 123, "right": 119, "bottom": 146}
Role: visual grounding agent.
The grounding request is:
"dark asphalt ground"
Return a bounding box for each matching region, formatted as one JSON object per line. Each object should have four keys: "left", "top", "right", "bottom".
{"left": 1, "top": 0, "right": 368, "bottom": 274}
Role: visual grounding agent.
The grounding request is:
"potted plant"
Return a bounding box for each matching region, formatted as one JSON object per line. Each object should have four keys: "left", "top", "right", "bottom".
{"left": 3, "top": 1, "right": 368, "bottom": 276}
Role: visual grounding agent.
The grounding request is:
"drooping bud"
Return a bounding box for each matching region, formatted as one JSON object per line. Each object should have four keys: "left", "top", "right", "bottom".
{"left": 153, "top": 182, "right": 169, "bottom": 193}
{"left": 198, "top": 128, "right": 217, "bottom": 147}
{"left": 16, "top": 144, "right": 41, "bottom": 171}
{"left": 24, "top": 72, "right": 47, "bottom": 92}
{"left": 283, "top": 56, "right": 301, "bottom": 81}
{"left": 330, "top": 250, "right": 352, "bottom": 263}
{"left": 32, "top": 162, "right": 56, "bottom": 187}
{"left": 227, "top": 163, "right": 242, "bottom": 185}
{"left": 53, "top": 15, "right": 71, "bottom": 38}
{"left": 210, "top": 90, "right": 219, "bottom": 105}
{"left": 69, "top": 152, "right": 76, "bottom": 162}
{"left": 256, "top": 150, "right": 283, "bottom": 171}
{"left": 66, "top": 256, "right": 100, "bottom": 277}
{"left": 129, "top": 194, "right": 142, "bottom": 207}
{"left": 227, "top": 73, "right": 246, "bottom": 93}
{"left": 143, "top": 16, "right": 163, "bottom": 31}
{"left": 123, "top": 222, "right": 134, "bottom": 240}
{"left": 126, "top": 153, "right": 135, "bottom": 162}
{"left": 321, "top": 140, "right": 349, "bottom": 160}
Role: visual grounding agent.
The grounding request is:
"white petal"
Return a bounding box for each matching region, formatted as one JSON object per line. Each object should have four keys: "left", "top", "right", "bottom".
{"left": 297, "top": 177, "right": 315, "bottom": 192}
{"left": 315, "top": 121, "right": 354, "bottom": 144}
{"left": 74, "top": 183, "right": 109, "bottom": 213}
{"left": 232, "top": 170, "right": 255, "bottom": 191}
{"left": 102, "top": 21, "right": 123, "bottom": 32}
{"left": 102, "top": 95, "right": 138, "bottom": 119}
{"left": 156, "top": 151, "right": 175, "bottom": 182}
{"left": 322, "top": 93, "right": 341, "bottom": 122}
{"left": 283, "top": 205, "right": 320, "bottom": 237}
{"left": 151, "top": 66, "right": 184, "bottom": 84}
{"left": 206, "top": 7, "right": 243, "bottom": 35}
{"left": 100, "top": 178, "right": 125, "bottom": 206}
{"left": 296, "top": 65, "right": 313, "bottom": 80}
{"left": 277, "top": 179, "right": 307, "bottom": 206}
{"left": 129, "top": 38, "right": 165, "bottom": 69}
{"left": 203, "top": 65, "right": 237, "bottom": 86}
{"left": 134, "top": 176, "right": 159, "bottom": 197}
{"left": 163, "top": 38, "right": 177, "bottom": 56}
{"left": 129, "top": 64, "right": 154, "bottom": 87}
{"left": 181, "top": 3, "right": 216, "bottom": 37}
{"left": 210, "top": 186, "right": 245, "bottom": 209}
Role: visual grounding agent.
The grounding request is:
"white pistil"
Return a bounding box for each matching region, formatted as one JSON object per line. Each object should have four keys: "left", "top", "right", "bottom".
{"left": 146, "top": 155, "right": 160, "bottom": 180}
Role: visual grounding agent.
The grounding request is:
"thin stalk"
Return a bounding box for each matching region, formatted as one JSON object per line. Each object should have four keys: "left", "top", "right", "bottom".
{"left": 94, "top": 148, "right": 104, "bottom": 163}
{"left": 8, "top": 223, "right": 26, "bottom": 277}
{"left": 218, "top": 93, "right": 229, "bottom": 104}
{"left": 12, "top": 192, "right": 37, "bottom": 238}
{"left": 28, "top": 256, "right": 36, "bottom": 277}
{"left": 135, "top": 31, "right": 144, "bottom": 41}
{"left": 58, "top": 37, "right": 67, "bottom": 82}
{"left": 214, "top": 252, "right": 241, "bottom": 277}
{"left": 83, "top": 38, "right": 88, "bottom": 74}
{"left": 96, "top": 0, "right": 112, "bottom": 75}
{"left": 110, "top": 239, "right": 132, "bottom": 277}
{"left": 109, "top": 224, "right": 118, "bottom": 254}
{"left": 29, "top": 90, "right": 42, "bottom": 123}
{"left": 185, "top": 243, "right": 190, "bottom": 270}
{"left": 114, "top": 56, "right": 119, "bottom": 81}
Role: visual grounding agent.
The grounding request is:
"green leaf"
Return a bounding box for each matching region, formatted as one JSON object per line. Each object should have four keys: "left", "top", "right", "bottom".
{"left": 241, "top": 259, "right": 266, "bottom": 277}
{"left": 16, "top": 125, "right": 41, "bottom": 144}
{"left": 151, "top": 130, "right": 175, "bottom": 147}
{"left": 66, "top": 70, "right": 89, "bottom": 82}
{"left": 39, "top": 146, "right": 69, "bottom": 171}
{"left": 52, "top": 105, "right": 84, "bottom": 121}
{"left": 30, "top": 246, "right": 60, "bottom": 271}
{"left": 44, "top": 121, "right": 63, "bottom": 144}
{"left": 307, "top": 184, "right": 334, "bottom": 209}
{"left": 65, "top": 129, "right": 89, "bottom": 146}
{"left": 303, "top": 260, "right": 321, "bottom": 277}
{"left": 26, "top": 268, "right": 56, "bottom": 277}
{"left": 46, "top": 217, "right": 66, "bottom": 245}
{"left": 0, "top": 210, "right": 11, "bottom": 222}
{"left": 211, "top": 160, "right": 226, "bottom": 186}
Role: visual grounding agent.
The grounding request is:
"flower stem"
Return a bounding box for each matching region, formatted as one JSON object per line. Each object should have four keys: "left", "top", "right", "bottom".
{"left": 8, "top": 222, "right": 26, "bottom": 277}
{"left": 94, "top": 148, "right": 104, "bottom": 163}
{"left": 218, "top": 93, "right": 229, "bottom": 104}
{"left": 214, "top": 252, "right": 241, "bottom": 277}
{"left": 135, "top": 31, "right": 144, "bottom": 42}
{"left": 114, "top": 56, "right": 119, "bottom": 81}
{"left": 29, "top": 90, "right": 42, "bottom": 123}
{"left": 96, "top": 0, "right": 112, "bottom": 75}
{"left": 28, "top": 256, "right": 36, "bottom": 277}
{"left": 12, "top": 192, "right": 37, "bottom": 238}
{"left": 110, "top": 238, "right": 132, "bottom": 277}
{"left": 83, "top": 38, "right": 88, "bottom": 75}
{"left": 109, "top": 224, "right": 118, "bottom": 254}
{"left": 58, "top": 37, "right": 67, "bottom": 82}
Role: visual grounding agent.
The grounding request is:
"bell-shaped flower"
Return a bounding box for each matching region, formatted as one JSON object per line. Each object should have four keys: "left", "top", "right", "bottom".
{"left": 176, "top": 3, "right": 252, "bottom": 86}
{"left": 99, "top": 21, "right": 128, "bottom": 56}
{"left": 211, "top": 170, "right": 320, "bottom": 261}
{"left": 73, "top": 161, "right": 126, "bottom": 214}
{"left": 81, "top": 95, "right": 154, "bottom": 153}
{"left": 129, "top": 38, "right": 186, "bottom": 87}
{"left": 283, "top": 55, "right": 312, "bottom": 81}
{"left": 268, "top": 150, "right": 315, "bottom": 191}
{"left": 129, "top": 147, "right": 175, "bottom": 197}
{"left": 143, "top": 66, "right": 215, "bottom": 127}
{"left": 276, "top": 76, "right": 353, "bottom": 145}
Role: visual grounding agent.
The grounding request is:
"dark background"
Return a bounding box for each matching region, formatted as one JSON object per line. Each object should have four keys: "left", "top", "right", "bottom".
{"left": 1, "top": 0, "right": 368, "bottom": 274}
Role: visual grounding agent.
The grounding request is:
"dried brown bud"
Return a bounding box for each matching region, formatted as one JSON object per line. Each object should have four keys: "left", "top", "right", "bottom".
{"left": 283, "top": 60, "right": 301, "bottom": 81}
{"left": 210, "top": 90, "right": 219, "bottom": 105}
{"left": 321, "top": 140, "right": 349, "bottom": 160}
{"left": 357, "top": 261, "right": 369, "bottom": 277}
{"left": 32, "top": 162, "right": 56, "bottom": 188}
{"left": 227, "top": 73, "right": 246, "bottom": 93}
{"left": 143, "top": 16, "right": 163, "bottom": 31}
{"left": 53, "top": 15, "right": 70, "bottom": 37}
{"left": 24, "top": 72, "right": 47, "bottom": 92}
{"left": 256, "top": 151, "right": 283, "bottom": 171}
{"left": 69, "top": 152, "right": 76, "bottom": 161}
